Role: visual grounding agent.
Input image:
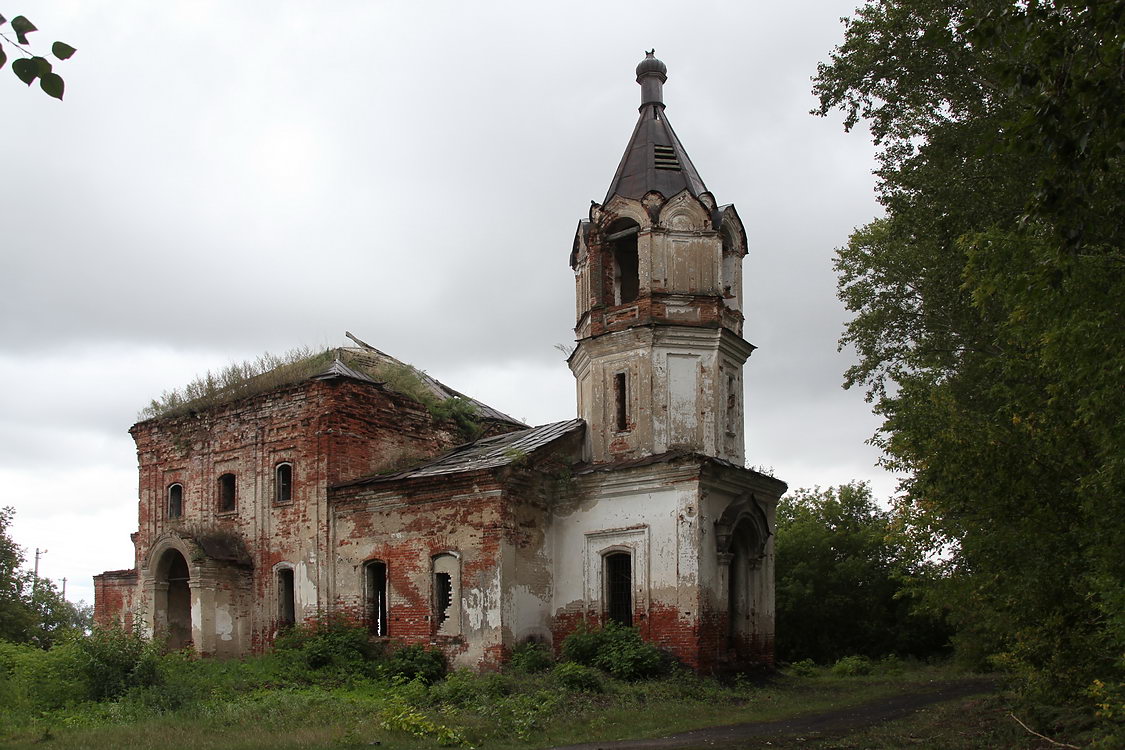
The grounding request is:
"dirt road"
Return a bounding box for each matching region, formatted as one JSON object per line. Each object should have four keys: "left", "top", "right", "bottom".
{"left": 547, "top": 678, "right": 997, "bottom": 750}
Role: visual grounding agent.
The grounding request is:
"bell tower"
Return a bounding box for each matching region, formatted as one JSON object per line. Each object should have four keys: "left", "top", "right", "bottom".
{"left": 569, "top": 51, "right": 754, "bottom": 465}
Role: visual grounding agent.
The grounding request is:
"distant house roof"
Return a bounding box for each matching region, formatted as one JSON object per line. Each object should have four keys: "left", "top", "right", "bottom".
{"left": 336, "top": 418, "right": 584, "bottom": 487}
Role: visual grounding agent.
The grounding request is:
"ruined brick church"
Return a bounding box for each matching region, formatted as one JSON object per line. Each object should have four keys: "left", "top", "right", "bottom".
{"left": 94, "top": 52, "right": 786, "bottom": 672}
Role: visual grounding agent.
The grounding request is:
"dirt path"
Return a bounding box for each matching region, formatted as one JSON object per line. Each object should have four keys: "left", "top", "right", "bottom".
{"left": 547, "top": 678, "right": 998, "bottom": 750}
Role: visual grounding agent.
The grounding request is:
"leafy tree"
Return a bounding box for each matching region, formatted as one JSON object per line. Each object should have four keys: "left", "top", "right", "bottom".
{"left": 0, "top": 506, "right": 87, "bottom": 647}
{"left": 0, "top": 12, "right": 76, "bottom": 99}
{"left": 774, "top": 483, "right": 949, "bottom": 664}
{"left": 0, "top": 507, "right": 36, "bottom": 642}
{"left": 813, "top": 0, "right": 1123, "bottom": 729}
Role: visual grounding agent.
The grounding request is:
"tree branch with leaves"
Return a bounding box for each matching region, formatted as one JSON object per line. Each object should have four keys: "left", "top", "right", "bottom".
{"left": 0, "top": 13, "right": 76, "bottom": 99}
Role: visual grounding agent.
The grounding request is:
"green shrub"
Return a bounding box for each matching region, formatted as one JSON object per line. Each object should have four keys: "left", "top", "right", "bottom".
{"left": 560, "top": 621, "right": 669, "bottom": 681}
{"left": 831, "top": 655, "right": 874, "bottom": 676}
{"left": 78, "top": 626, "right": 163, "bottom": 701}
{"left": 379, "top": 643, "right": 447, "bottom": 685}
{"left": 430, "top": 667, "right": 513, "bottom": 707}
{"left": 508, "top": 640, "right": 554, "bottom": 673}
{"left": 273, "top": 615, "right": 381, "bottom": 674}
{"left": 0, "top": 640, "right": 88, "bottom": 714}
{"left": 787, "top": 658, "right": 818, "bottom": 677}
{"left": 553, "top": 661, "right": 603, "bottom": 692}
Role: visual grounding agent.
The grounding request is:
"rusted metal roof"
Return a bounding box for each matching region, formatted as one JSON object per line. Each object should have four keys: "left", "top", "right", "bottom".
{"left": 341, "top": 418, "right": 584, "bottom": 486}
{"left": 603, "top": 71, "right": 708, "bottom": 205}
{"left": 313, "top": 356, "right": 378, "bottom": 384}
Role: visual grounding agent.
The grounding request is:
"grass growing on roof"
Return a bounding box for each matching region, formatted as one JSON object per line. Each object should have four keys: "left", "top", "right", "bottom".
{"left": 136, "top": 347, "right": 481, "bottom": 440}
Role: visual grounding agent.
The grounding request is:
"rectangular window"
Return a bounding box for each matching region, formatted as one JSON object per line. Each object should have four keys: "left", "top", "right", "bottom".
{"left": 218, "top": 473, "right": 236, "bottom": 512}
{"left": 605, "top": 552, "right": 633, "bottom": 626}
{"left": 614, "top": 372, "right": 628, "bottom": 431}
{"left": 365, "top": 561, "right": 388, "bottom": 637}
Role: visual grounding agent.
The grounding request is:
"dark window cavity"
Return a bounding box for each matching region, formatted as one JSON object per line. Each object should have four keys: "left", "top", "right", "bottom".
{"left": 605, "top": 551, "right": 633, "bottom": 626}
{"left": 167, "top": 483, "right": 183, "bottom": 519}
{"left": 275, "top": 462, "right": 293, "bottom": 504}
{"left": 365, "top": 561, "right": 388, "bottom": 637}
{"left": 606, "top": 218, "right": 640, "bottom": 305}
{"left": 277, "top": 568, "right": 295, "bottom": 628}
{"left": 217, "top": 473, "right": 236, "bottom": 512}
{"left": 614, "top": 372, "right": 629, "bottom": 431}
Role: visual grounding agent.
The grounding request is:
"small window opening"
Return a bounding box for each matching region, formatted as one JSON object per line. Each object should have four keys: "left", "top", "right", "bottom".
{"left": 167, "top": 483, "right": 183, "bottom": 519}
{"left": 218, "top": 473, "right": 236, "bottom": 512}
{"left": 365, "top": 561, "right": 388, "bottom": 637}
{"left": 277, "top": 568, "right": 295, "bottom": 628}
{"left": 605, "top": 552, "right": 633, "bottom": 626}
{"left": 275, "top": 463, "right": 292, "bottom": 504}
{"left": 653, "top": 144, "right": 681, "bottom": 171}
{"left": 614, "top": 372, "right": 629, "bottom": 432}
{"left": 727, "top": 374, "right": 737, "bottom": 417}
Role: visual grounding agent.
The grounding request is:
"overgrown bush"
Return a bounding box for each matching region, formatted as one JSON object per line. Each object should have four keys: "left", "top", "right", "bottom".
{"left": 78, "top": 625, "right": 163, "bottom": 701}
{"left": 378, "top": 643, "right": 447, "bottom": 685}
{"left": 507, "top": 640, "right": 554, "bottom": 673}
{"left": 561, "top": 621, "right": 669, "bottom": 681}
{"left": 787, "top": 658, "right": 818, "bottom": 677}
{"left": 552, "top": 661, "right": 603, "bottom": 692}
{"left": 273, "top": 615, "right": 382, "bottom": 675}
{"left": 0, "top": 640, "right": 87, "bottom": 712}
{"left": 429, "top": 667, "right": 512, "bottom": 706}
{"left": 831, "top": 655, "right": 873, "bottom": 676}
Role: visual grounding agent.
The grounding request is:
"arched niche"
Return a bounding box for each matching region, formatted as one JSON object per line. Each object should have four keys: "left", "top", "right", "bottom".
{"left": 715, "top": 495, "right": 771, "bottom": 648}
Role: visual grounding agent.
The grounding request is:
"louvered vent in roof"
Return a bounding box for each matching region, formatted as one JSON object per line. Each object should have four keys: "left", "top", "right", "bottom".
{"left": 653, "top": 144, "right": 681, "bottom": 171}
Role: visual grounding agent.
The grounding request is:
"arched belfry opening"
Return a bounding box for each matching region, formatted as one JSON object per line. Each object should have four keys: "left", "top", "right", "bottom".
{"left": 606, "top": 217, "right": 640, "bottom": 305}
{"left": 155, "top": 548, "right": 193, "bottom": 650}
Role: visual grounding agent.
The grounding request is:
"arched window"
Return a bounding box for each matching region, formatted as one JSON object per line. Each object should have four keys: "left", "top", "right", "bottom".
{"left": 277, "top": 567, "right": 296, "bottom": 628}
{"left": 604, "top": 551, "right": 633, "bottom": 626}
{"left": 167, "top": 483, "right": 184, "bottom": 519}
{"left": 275, "top": 463, "right": 293, "bottom": 504}
{"left": 364, "top": 560, "right": 389, "bottom": 637}
{"left": 606, "top": 218, "right": 640, "bottom": 305}
{"left": 432, "top": 553, "right": 461, "bottom": 636}
{"left": 217, "top": 473, "right": 236, "bottom": 512}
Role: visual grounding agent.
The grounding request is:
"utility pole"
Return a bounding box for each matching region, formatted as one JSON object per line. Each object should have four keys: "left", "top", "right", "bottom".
{"left": 61, "top": 577, "right": 67, "bottom": 599}
{"left": 33, "top": 548, "right": 47, "bottom": 593}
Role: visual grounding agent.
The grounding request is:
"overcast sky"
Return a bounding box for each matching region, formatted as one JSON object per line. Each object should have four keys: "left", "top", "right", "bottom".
{"left": 2, "top": 0, "right": 889, "bottom": 608}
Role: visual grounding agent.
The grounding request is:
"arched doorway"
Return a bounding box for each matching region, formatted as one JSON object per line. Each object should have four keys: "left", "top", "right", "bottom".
{"left": 156, "top": 549, "right": 193, "bottom": 650}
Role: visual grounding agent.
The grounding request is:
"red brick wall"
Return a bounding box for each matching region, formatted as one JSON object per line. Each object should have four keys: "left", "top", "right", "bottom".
{"left": 96, "top": 375, "right": 477, "bottom": 640}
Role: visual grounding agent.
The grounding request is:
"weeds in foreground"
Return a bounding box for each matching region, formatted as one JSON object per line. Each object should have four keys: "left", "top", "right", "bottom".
{"left": 0, "top": 625, "right": 1103, "bottom": 750}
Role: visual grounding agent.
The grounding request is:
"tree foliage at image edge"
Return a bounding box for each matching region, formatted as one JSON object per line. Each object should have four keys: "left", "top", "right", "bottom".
{"left": 813, "top": 0, "right": 1123, "bottom": 739}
